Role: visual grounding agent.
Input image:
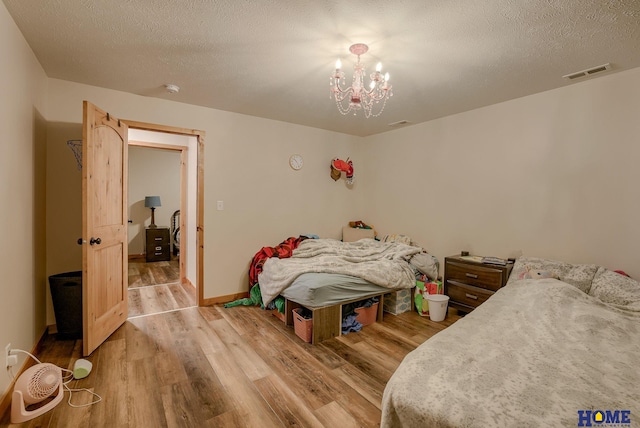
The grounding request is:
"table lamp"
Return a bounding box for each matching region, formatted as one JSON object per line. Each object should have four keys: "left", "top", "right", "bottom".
{"left": 144, "top": 196, "right": 161, "bottom": 228}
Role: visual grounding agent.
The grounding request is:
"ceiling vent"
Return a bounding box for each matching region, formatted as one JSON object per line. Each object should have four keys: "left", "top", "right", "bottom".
{"left": 562, "top": 63, "right": 612, "bottom": 80}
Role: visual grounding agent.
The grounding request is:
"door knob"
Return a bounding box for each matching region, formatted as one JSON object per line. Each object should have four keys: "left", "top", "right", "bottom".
{"left": 90, "top": 237, "right": 102, "bottom": 245}
{"left": 77, "top": 238, "right": 86, "bottom": 245}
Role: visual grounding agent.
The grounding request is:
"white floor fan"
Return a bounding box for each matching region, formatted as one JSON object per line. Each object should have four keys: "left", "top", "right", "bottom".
{"left": 11, "top": 362, "right": 64, "bottom": 423}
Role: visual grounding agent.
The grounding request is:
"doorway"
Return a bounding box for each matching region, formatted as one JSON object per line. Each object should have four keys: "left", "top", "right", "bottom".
{"left": 123, "top": 121, "right": 205, "bottom": 318}
{"left": 127, "top": 145, "right": 193, "bottom": 318}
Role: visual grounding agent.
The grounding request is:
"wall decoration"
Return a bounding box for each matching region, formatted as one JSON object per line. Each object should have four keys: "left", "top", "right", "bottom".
{"left": 289, "top": 154, "right": 303, "bottom": 170}
{"left": 330, "top": 158, "right": 354, "bottom": 185}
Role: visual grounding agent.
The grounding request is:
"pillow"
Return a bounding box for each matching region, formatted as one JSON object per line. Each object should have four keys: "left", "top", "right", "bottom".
{"left": 518, "top": 267, "right": 559, "bottom": 280}
{"left": 342, "top": 226, "right": 375, "bottom": 242}
{"left": 508, "top": 256, "right": 598, "bottom": 293}
{"left": 409, "top": 252, "right": 439, "bottom": 280}
{"left": 381, "top": 234, "right": 411, "bottom": 245}
{"left": 589, "top": 267, "right": 640, "bottom": 311}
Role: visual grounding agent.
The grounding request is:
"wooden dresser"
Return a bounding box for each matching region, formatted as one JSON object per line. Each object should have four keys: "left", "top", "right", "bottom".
{"left": 146, "top": 228, "right": 170, "bottom": 262}
{"left": 444, "top": 255, "right": 514, "bottom": 313}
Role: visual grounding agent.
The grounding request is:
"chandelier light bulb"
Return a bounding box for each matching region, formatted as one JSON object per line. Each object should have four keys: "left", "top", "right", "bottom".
{"left": 335, "top": 59, "right": 342, "bottom": 69}
{"left": 385, "top": 72, "right": 390, "bottom": 82}
{"left": 376, "top": 62, "right": 382, "bottom": 72}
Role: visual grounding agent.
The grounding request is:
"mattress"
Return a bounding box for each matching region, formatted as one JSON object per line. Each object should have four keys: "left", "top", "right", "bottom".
{"left": 280, "top": 272, "right": 388, "bottom": 308}
{"left": 381, "top": 276, "right": 640, "bottom": 427}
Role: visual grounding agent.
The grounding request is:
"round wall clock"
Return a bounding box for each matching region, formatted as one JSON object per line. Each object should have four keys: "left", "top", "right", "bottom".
{"left": 289, "top": 154, "right": 304, "bottom": 170}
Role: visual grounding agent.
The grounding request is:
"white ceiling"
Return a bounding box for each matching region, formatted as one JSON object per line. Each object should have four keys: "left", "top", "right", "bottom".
{"left": 4, "top": 0, "right": 640, "bottom": 136}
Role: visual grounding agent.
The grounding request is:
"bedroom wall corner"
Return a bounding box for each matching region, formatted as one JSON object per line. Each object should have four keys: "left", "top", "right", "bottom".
{"left": 44, "top": 122, "right": 84, "bottom": 326}
{"left": 0, "top": 2, "right": 49, "bottom": 399}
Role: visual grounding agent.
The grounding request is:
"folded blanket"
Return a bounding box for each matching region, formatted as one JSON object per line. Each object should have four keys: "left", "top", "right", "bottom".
{"left": 258, "top": 238, "right": 420, "bottom": 306}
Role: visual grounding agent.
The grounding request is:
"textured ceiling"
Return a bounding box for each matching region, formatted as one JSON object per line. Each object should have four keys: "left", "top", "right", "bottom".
{"left": 4, "top": 0, "right": 640, "bottom": 136}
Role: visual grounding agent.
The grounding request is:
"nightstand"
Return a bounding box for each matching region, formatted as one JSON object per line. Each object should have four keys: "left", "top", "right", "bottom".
{"left": 443, "top": 255, "right": 513, "bottom": 314}
{"left": 146, "top": 228, "right": 170, "bottom": 262}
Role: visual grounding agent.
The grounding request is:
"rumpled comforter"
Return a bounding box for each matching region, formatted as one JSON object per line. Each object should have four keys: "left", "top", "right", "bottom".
{"left": 258, "top": 238, "right": 421, "bottom": 307}
{"left": 381, "top": 278, "right": 640, "bottom": 427}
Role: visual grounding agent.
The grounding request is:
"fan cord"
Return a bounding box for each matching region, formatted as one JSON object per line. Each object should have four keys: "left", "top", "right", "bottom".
{"left": 6, "top": 348, "right": 42, "bottom": 379}
{"left": 7, "top": 348, "right": 102, "bottom": 408}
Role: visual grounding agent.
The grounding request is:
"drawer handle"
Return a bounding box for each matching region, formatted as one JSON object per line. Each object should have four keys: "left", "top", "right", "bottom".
{"left": 465, "top": 273, "right": 478, "bottom": 279}
{"left": 465, "top": 293, "right": 478, "bottom": 300}
{"left": 155, "top": 246, "right": 162, "bottom": 251}
{"left": 154, "top": 252, "right": 162, "bottom": 255}
{"left": 154, "top": 237, "right": 162, "bottom": 241}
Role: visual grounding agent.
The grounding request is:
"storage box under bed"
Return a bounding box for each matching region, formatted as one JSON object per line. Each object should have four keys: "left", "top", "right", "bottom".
{"left": 284, "top": 291, "right": 385, "bottom": 344}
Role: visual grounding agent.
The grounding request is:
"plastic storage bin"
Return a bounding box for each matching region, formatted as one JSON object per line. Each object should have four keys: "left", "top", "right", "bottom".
{"left": 354, "top": 302, "right": 379, "bottom": 326}
{"left": 48, "top": 271, "right": 83, "bottom": 339}
{"left": 272, "top": 309, "right": 286, "bottom": 322}
{"left": 293, "top": 308, "right": 313, "bottom": 343}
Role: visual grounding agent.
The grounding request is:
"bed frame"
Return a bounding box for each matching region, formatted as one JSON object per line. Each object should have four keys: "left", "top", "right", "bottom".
{"left": 283, "top": 291, "right": 386, "bottom": 344}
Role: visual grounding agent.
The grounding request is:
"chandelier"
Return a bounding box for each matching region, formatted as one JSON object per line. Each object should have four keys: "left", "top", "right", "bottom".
{"left": 330, "top": 43, "right": 393, "bottom": 117}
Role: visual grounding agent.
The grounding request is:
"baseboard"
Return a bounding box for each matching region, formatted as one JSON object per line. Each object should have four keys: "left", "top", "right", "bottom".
{"left": 201, "top": 291, "right": 249, "bottom": 306}
{"left": 182, "top": 277, "right": 195, "bottom": 289}
{"left": 0, "top": 327, "right": 48, "bottom": 418}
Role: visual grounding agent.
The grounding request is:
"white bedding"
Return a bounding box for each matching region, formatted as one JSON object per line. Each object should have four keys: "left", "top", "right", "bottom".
{"left": 258, "top": 238, "right": 420, "bottom": 306}
{"left": 381, "top": 275, "right": 640, "bottom": 427}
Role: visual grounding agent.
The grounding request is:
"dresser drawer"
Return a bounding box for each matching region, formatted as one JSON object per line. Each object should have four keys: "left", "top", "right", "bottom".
{"left": 445, "top": 261, "right": 505, "bottom": 292}
{"left": 146, "top": 229, "right": 169, "bottom": 245}
{"left": 446, "top": 282, "right": 493, "bottom": 309}
{"left": 146, "top": 245, "right": 170, "bottom": 262}
{"left": 146, "top": 228, "right": 170, "bottom": 262}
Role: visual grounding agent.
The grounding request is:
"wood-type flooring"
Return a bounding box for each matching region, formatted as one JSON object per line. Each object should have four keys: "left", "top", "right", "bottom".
{"left": 1, "top": 298, "right": 461, "bottom": 427}
{"left": 127, "top": 256, "right": 195, "bottom": 318}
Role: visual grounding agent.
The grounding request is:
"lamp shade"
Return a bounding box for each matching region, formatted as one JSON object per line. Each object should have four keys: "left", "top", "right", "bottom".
{"left": 144, "top": 196, "right": 161, "bottom": 208}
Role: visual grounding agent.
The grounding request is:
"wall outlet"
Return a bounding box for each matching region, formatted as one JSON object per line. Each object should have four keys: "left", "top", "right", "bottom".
{"left": 5, "top": 343, "right": 18, "bottom": 368}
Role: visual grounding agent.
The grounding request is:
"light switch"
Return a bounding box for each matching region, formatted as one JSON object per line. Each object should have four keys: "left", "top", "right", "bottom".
{"left": 217, "top": 200, "right": 224, "bottom": 211}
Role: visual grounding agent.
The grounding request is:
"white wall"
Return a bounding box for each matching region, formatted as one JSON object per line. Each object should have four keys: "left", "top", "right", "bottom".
{"left": 0, "top": 1, "right": 49, "bottom": 397}
{"left": 44, "top": 79, "right": 363, "bottom": 311}
{"left": 361, "top": 67, "right": 640, "bottom": 279}
{"left": 128, "top": 146, "right": 181, "bottom": 255}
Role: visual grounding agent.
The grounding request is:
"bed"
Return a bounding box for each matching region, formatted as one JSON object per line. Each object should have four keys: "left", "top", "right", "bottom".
{"left": 381, "top": 257, "right": 640, "bottom": 427}
{"left": 280, "top": 272, "right": 388, "bottom": 307}
{"left": 257, "top": 235, "right": 439, "bottom": 343}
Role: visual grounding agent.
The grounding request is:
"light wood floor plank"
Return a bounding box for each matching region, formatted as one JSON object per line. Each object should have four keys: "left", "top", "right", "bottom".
{"left": 87, "top": 338, "right": 129, "bottom": 427}
{"left": 253, "top": 373, "right": 325, "bottom": 428}
{"left": 314, "top": 400, "right": 360, "bottom": 428}
{"left": 209, "top": 318, "right": 274, "bottom": 381}
{"left": 207, "top": 408, "right": 247, "bottom": 427}
{"left": 159, "top": 382, "right": 197, "bottom": 428}
{"left": 127, "top": 358, "right": 168, "bottom": 428}
{"left": 205, "top": 349, "right": 283, "bottom": 427}
{"left": 331, "top": 362, "right": 387, "bottom": 410}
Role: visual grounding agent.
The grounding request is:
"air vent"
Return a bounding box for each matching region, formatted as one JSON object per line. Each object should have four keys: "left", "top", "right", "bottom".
{"left": 388, "top": 120, "right": 411, "bottom": 127}
{"left": 562, "top": 63, "right": 611, "bottom": 80}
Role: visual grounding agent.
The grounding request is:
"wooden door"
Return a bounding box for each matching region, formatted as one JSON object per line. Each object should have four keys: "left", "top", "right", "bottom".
{"left": 82, "top": 101, "right": 128, "bottom": 356}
